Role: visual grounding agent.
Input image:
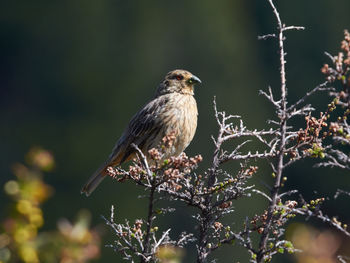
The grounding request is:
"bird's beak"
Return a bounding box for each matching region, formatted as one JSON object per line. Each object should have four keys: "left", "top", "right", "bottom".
{"left": 188, "top": 75, "right": 202, "bottom": 85}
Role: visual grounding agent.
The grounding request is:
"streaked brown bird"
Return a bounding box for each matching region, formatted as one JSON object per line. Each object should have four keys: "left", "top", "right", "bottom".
{"left": 81, "top": 69, "right": 201, "bottom": 196}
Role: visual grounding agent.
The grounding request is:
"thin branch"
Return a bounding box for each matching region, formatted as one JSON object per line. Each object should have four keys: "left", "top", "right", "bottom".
{"left": 257, "top": 0, "right": 289, "bottom": 261}
{"left": 287, "top": 81, "right": 332, "bottom": 112}
{"left": 335, "top": 189, "right": 350, "bottom": 199}
{"left": 282, "top": 26, "right": 305, "bottom": 31}
{"left": 220, "top": 151, "right": 275, "bottom": 164}
{"left": 258, "top": 33, "right": 277, "bottom": 40}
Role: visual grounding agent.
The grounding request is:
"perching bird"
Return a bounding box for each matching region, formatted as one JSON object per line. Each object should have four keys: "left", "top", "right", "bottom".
{"left": 81, "top": 69, "right": 201, "bottom": 196}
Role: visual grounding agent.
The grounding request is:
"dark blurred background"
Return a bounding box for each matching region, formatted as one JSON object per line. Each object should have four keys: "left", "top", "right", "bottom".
{"left": 1, "top": 0, "right": 350, "bottom": 262}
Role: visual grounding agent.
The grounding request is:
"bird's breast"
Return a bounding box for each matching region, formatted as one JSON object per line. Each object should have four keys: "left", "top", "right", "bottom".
{"left": 160, "top": 93, "right": 198, "bottom": 156}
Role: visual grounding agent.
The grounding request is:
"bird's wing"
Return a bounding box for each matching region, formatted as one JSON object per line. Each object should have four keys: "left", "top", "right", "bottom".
{"left": 81, "top": 96, "right": 167, "bottom": 196}
{"left": 109, "top": 96, "right": 168, "bottom": 165}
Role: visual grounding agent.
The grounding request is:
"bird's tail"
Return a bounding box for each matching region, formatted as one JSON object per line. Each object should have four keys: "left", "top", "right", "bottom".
{"left": 81, "top": 161, "right": 109, "bottom": 196}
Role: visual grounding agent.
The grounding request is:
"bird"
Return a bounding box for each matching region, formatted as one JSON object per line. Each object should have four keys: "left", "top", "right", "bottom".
{"left": 81, "top": 69, "right": 201, "bottom": 196}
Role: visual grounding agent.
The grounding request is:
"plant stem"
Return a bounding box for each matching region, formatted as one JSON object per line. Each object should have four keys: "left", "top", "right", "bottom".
{"left": 257, "top": 0, "right": 288, "bottom": 261}
{"left": 141, "top": 185, "right": 156, "bottom": 263}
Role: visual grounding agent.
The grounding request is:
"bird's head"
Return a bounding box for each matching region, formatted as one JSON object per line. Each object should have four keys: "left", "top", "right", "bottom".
{"left": 156, "top": 69, "right": 201, "bottom": 96}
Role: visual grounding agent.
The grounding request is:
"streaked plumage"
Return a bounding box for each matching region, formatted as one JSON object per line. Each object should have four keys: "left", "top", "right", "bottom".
{"left": 81, "top": 69, "right": 200, "bottom": 196}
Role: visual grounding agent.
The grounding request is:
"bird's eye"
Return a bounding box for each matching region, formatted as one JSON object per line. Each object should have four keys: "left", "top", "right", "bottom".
{"left": 175, "top": 75, "right": 183, "bottom": 80}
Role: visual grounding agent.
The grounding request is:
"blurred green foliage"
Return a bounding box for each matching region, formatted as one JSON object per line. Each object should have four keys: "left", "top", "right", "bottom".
{"left": 1, "top": 1, "right": 350, "bottom": 262}
{"left": 0, "top": 148, "right": 101, "bottom": 263}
